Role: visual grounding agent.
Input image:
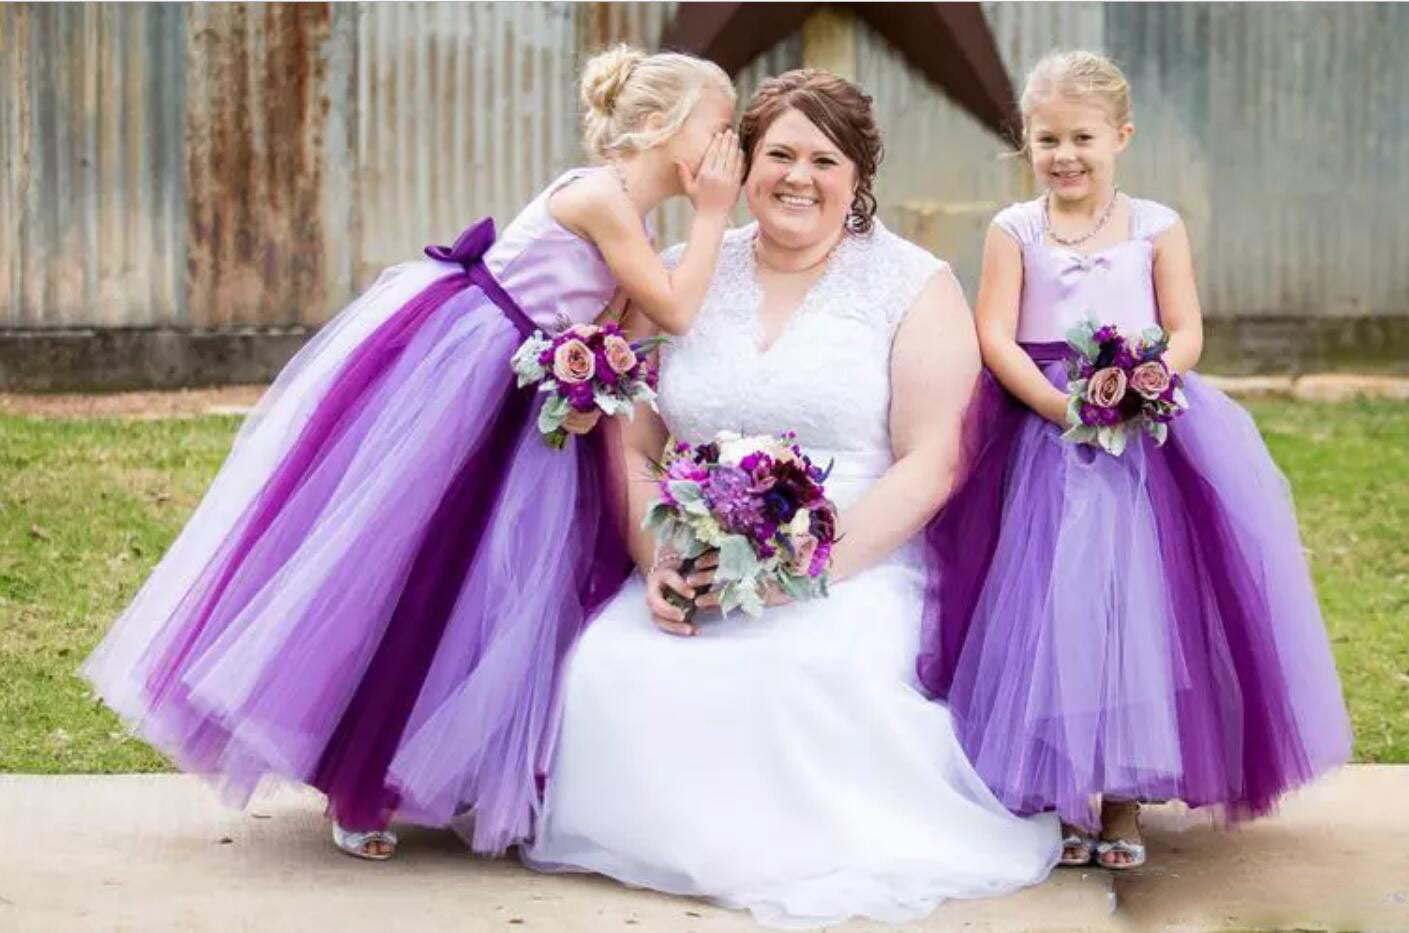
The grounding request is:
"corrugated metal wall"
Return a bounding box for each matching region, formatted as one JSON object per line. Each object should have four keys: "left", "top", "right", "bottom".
{"left": 1, "top": 3, "right": 186, "bottom": 327}
{"left": 182, "top": 3, "right": 351, "bottom": 328}
{"left": 354, "top": 2, "right": 579, "bottom": 276}
{"left": 2, "top": 2, "right": 1406, "bottom": 331}
{"left": 873, "top": 2, "right": 1409, "bottom": 318}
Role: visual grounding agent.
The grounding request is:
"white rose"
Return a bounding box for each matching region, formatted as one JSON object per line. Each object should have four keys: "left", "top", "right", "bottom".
{"left": 787, "top": 508, "right": 812, "bottom": 537}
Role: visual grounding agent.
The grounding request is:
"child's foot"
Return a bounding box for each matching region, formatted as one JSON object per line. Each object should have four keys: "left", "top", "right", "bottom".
{"left": 1096, "top": 799, "right": 1145, "bottom": 870}
{"left": 1059, "top": 822, "right": 1095, "bottom": 866}
{"left": 332, "top": 822, "right": 398, "bottom": 860}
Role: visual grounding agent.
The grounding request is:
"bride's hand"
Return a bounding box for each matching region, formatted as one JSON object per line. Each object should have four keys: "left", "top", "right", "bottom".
{"left": 690, "top": 563, "right": 790, "bottom": 613}
{"left": 646, "top": 554, "right": 698, "bottom": 637}
{"left": 646, "top": 551, "right": 720, "bottom": 636}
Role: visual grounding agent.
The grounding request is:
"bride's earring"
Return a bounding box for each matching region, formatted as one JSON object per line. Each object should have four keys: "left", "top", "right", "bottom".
{"left": 846, "top": 189, "right": 872, "bottom": 234}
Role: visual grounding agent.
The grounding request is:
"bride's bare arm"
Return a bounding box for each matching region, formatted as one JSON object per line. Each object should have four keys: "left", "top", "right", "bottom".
{"left": 826, "top": 268, "right": 981, "bottom": 583}
{"left": 616, "top": 304, "right": 705, "bottom": 635}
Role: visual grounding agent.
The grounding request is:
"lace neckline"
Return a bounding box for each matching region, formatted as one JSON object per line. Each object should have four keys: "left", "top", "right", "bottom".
{"left": 741, "top": 225, "right": 857, "bottom": 357}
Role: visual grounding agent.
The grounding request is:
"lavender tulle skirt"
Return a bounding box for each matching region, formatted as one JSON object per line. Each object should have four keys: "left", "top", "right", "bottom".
{"left": 82, "top": 231, "right": 630, "bottom": 853}
{"left": 919, "top": 343, "right": 1352, "bottom": 832}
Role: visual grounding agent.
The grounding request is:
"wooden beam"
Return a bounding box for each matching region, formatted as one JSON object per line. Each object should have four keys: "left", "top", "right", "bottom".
{"left": 801, "top": 6, "right": 857, "bottom": 81}
{"left": 659, "top": 3, "right": 817, "bottom": 75}
{"left": 658, "top": 2, "right": 1019, "bottom": 143}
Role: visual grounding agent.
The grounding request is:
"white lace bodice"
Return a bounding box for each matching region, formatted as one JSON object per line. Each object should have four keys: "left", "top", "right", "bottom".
{"left": 658, "top": 222, "right": 945, "bottom": 509}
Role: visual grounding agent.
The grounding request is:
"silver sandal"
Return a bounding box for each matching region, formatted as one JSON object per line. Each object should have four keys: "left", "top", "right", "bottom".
{"left": 1060, "top": 831, "right": 1097, "bottom": 866}
{"left": 332, "top": 822, "right": 398, "bottom": 861}
{"left": 1096, "top": 799, "right": 1146, "bottom": 869}
{"left": 1095, "top": 837, "right": 1146, "bottom": 869}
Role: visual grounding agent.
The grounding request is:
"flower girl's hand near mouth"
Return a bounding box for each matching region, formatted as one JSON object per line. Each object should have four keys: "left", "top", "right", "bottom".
{"left": 677, "top": 130, "right": 744, "bottom": 218}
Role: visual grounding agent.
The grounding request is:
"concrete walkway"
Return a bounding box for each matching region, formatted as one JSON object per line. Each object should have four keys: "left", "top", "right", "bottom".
{"left": 3, "top": 767, "right": 1407, "bottom": 932}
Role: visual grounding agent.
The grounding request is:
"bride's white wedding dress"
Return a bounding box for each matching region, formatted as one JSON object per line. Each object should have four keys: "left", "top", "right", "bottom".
{"left": 524, "top": 223, "right": 1060, "bottom": 928}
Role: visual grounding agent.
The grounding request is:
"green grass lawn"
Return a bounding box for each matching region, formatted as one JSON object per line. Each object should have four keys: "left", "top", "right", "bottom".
{"left": 1, "top": 400, "right": 1406, "bottom": 773}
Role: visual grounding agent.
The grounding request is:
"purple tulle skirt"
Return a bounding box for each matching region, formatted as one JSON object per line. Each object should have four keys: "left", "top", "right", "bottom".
{"left": 82, "top": 220, "right": 631, "bottom": 853}
{"left": 919, "top": 343, "right": 1352, "bottom": 832}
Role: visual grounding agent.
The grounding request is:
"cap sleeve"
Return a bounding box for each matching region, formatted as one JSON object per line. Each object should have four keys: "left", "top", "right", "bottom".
{"left": 1131, "top": 197, "right": 1181, "bottom": 241}
{"left": 991, "top": 199, "right": 1042, "bottom": 246}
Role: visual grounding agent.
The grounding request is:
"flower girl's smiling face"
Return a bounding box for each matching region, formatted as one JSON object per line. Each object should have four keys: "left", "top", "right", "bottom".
{"left": 1027, "top": 95, "right": 1133, "bottom": 203}
{"left": 746, "top": 108, "right": 856, "bottom": 247}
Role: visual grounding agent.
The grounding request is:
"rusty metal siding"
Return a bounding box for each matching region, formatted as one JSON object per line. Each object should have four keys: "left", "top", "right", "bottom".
{"left": 183, "top": 3, "right": 340, "bottom": 328}
{"left": 3, "top": 2, "right": 1405, "bottom": 333}
{"left": 352, "top": 2, "right": 581, "bottom": 283}
{"left": 2, "top": 2, "right": 187, "bottom": 328}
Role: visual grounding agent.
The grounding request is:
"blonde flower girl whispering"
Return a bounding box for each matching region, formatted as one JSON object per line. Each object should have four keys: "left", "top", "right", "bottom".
{"left": 83, "top": 45, "right": 743, "bottom": 861}
{"left": 920, "top": 50, "right": 1351, "bottom": 870}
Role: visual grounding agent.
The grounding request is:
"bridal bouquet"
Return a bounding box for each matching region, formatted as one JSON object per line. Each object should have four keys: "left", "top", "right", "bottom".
{"left": 644, "top": 431, "right": 838, "bottom": 618}
{"left": 510, "top": 322, "right": 666, "bottom": 449}
{"left": 1060, "top": 316, "right": 1189, "bottom": 456}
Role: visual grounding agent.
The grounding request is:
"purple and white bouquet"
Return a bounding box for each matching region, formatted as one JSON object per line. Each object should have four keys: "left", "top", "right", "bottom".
{"left": 510, "top": 322, "right": 666, "bottom": 449}
{"left": 644, "top": 431, "right": 838, "bottom": 618}
{"left": 1061, "top": 315, "right": 1189, "bottom": 456}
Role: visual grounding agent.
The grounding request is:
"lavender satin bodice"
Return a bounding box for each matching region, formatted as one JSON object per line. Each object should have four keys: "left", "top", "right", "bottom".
{"left": 482, "top": 168, "right": 621, "bottom": 332}
{"left": 996, "top": 195, "right": 1180, "bottom": 344}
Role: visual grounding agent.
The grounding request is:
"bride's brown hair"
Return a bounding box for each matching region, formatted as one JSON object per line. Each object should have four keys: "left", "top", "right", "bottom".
{"left": 738, "top": 69, "right": 883, "bottom": 235}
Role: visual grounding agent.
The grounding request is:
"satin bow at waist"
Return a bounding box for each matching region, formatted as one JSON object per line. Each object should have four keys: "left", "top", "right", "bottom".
{"left": 423, "top": 217, "right": 535, "bottom": 339}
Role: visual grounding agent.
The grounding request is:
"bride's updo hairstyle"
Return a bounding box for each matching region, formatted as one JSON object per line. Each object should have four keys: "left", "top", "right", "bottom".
{"left": 738, "top": 69, "right": 883, "bottom": 235}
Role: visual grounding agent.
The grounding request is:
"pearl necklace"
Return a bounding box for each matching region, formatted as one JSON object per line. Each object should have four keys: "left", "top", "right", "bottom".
{"left": 1044, "top": 187, "right": 1121, "bottom": 247}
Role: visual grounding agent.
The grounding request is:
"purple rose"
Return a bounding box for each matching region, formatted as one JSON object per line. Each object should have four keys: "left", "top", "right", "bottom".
{"left": 740, "top": 452, "right": 776, "bottom": 492}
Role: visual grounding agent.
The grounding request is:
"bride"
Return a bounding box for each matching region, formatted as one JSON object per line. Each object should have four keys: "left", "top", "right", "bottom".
{"left": 524, "top": 70, "right": 1060, "bottom": 927}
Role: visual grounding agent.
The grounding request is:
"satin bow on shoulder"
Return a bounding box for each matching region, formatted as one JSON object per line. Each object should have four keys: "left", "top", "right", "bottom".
{"left": 425, "top": 217, "right": 497, "bottom": 268}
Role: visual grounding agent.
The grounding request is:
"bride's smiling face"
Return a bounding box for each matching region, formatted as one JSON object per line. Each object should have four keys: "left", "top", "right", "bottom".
{"left": 745, "top": 108, "right": 857, "bottom": 249}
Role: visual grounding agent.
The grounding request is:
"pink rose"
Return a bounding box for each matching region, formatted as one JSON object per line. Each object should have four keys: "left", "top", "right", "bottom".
{"left": 567, "top": 323, "right": 600, "bottom": 340}
{"left": 1130, "top": 360, "right": 1172, "bottom": 400}
{"left": 603, "top": 335, "right": 638, "bottom": 375}
{"left": 787, "top": 533, "right": 819, "bottom": 576}
{"left": 553, "top": 339, "right": 596, "bottom": 384}
{"left": 1084, "top": 367, "right": 1128, "bottom": 408}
